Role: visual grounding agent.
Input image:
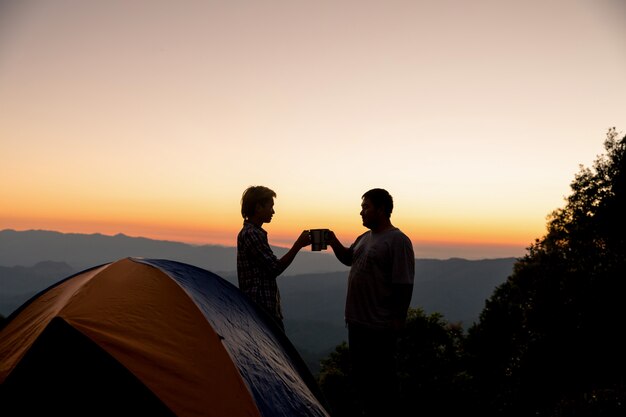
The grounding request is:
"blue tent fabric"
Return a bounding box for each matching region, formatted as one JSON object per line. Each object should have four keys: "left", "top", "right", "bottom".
{"left": 1, "top": 257, "right": 330, "bottom": 417}
{"left": 134, "top": 258, "right": 329, "bottom": 417}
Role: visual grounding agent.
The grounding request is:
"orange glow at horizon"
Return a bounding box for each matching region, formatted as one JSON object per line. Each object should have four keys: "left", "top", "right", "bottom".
{"left": 1, "top": 0, "right": 624, "bottom": 260}
{"left": 1, "top": 205, "right": 543, "bottom": 257}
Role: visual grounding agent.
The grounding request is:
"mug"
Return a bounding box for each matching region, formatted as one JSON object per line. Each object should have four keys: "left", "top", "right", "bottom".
{"left": 309, "top": 229, "right": 330, "bottom": 251}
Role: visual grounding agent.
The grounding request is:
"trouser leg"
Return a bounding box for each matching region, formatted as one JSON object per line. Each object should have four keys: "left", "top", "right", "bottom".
{"left": 349, "top": 324, "right": 398, "bottom": 417}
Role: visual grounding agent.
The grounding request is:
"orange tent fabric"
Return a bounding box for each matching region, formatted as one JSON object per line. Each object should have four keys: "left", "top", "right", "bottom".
{"left": 0, "top": 258, "right": 329, "bottom": 417}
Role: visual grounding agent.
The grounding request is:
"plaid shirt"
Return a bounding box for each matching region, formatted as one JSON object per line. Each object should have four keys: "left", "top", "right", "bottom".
{"left": 237, "top": 221, "right": 284, "bottom": 321}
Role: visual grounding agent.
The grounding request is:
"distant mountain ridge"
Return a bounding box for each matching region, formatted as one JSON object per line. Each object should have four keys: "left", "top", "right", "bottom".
{"left": 0, "top": 261, "right": 76, "bottom": 317}
{"left": 0, "top": 229, "right": 348, "bottom": 275}
{"left": 0, "top": 230, "right": 517, "bottom": 325}
{"left": 0, "top": 260, "right": 75, "bottom": 294}
{"left": 0, "top": 229, "right": 517, "bottom": 373}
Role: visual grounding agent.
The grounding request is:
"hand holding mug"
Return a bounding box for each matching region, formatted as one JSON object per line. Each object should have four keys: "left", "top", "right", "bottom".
{"left": 295, "top": 230, "right": 312, "bottom": 249}
{"left": 309, "top": 228, "right": 330, "bottom": 251}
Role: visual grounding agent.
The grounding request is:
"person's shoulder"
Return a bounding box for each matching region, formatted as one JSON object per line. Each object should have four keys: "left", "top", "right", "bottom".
{"left": 390, "top": 227, "right": 412, "bottom": 244}
{"left": 351, "top": 231, "right": 369, "bottom": 247}
{"left": 239, "top": 222, "right": 262, "bottom": 238}
{"left": 388, "top": 227, "right": 404, "bottom": 236}
{"left": 355, "top": 230, "right": 370, "bottom": 242}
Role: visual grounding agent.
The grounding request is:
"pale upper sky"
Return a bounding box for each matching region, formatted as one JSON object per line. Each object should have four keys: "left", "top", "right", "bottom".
{"left": 1, "top": 0, "right": 625, "bottom": 259}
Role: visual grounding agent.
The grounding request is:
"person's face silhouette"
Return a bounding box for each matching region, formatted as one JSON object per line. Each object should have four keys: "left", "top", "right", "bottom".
{"left": 360, "top": 198, "right": 380, "bottom": 230}
{"left": 257, "top": 199, "right": 275, "bottom": 224}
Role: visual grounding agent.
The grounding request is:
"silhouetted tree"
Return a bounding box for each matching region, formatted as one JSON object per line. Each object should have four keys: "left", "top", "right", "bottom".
{"left": 396, "top": 308, "right": 469, "bottom": 416}
{"left": 317, "top": 308, "right": 468, "bottom": 417}
{"left": 465, "top": 128, "right": 626, "bottom": 416}
{"left": 317, "top": 342, "right": 361, "bottom": 417}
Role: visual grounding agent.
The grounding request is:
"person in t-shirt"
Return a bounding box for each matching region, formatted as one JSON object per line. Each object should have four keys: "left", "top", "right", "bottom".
{"left": 328, "top": 188, "right": 415, "bottom": 417}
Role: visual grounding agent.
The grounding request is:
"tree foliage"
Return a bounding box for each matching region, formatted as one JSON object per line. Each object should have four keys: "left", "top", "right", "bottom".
{"left": 318, "top": 128, "right": 626, "bottom": 416}
{"left": 317, "top": 308, "right": 467, "bottom": 417}
{"left": 396, "top": 309, "right": 469, "bottom": 416}
{"left": 465, "top": 128, "right": 626, "bottom": 416}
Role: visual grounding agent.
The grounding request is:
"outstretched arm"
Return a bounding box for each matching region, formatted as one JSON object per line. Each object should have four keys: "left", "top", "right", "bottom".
{"left": 278, "top": 230, "right": 311, "bottom": 272}
{"left": 328, "top": 230, "right": 352, "bottom": 266}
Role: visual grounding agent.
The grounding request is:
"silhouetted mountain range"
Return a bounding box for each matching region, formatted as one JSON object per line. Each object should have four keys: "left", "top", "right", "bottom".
{"left": 0, "top": 229, "right": 517, "bottom": 373}
{"left": 0, "top": 229, "right": 347, "bottom": 275}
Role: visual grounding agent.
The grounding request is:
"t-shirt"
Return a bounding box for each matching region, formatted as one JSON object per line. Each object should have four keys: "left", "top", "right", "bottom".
{"left": 345, "top": 227, "right": 415, "bottom": 328}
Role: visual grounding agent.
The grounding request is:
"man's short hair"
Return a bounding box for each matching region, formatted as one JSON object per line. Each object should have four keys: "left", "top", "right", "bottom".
{"left": 241, "top": 186, "right": 276, "bottom": 219}
{"left": 362, "top": 188, "right": 393, "bottom": 218}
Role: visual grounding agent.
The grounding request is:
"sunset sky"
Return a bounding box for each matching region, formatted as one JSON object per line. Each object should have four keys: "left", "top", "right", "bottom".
{"left": 1, "top": 0, "right": 625, "bottom": 259}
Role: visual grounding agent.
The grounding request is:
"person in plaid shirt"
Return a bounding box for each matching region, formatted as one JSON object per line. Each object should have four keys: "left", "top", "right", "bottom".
{"left": 237, "top": 185, "right": 311, "bottom": 330}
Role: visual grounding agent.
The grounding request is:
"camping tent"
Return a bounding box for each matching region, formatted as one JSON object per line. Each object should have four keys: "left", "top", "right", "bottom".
{"left": 0, "top": 257, "right": 330, "bottom": 417}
